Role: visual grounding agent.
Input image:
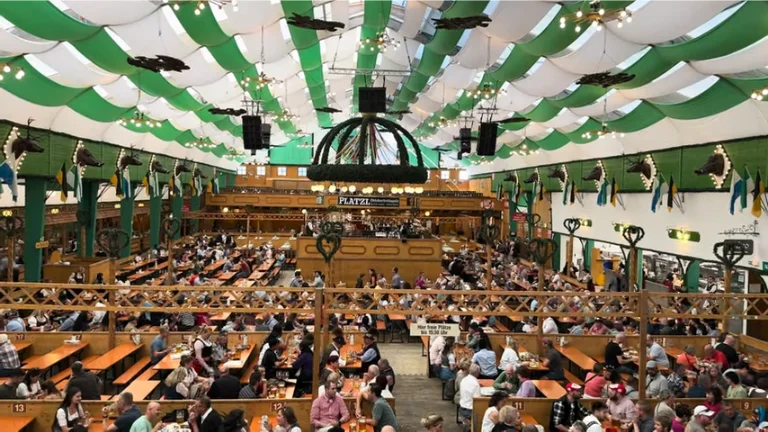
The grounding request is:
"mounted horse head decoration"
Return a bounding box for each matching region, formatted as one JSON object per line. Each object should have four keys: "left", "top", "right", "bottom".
{"left": 0, "top": 119, "right": 45, "bottom": 201}
{"left": 583, "top": 161, "right": 605, "bottom": 187}
{"left": 73, "top": 142, "right": 103, "bottom": 168}
{"left": 523, "top": 169, "right": 539, "bottom": 184}
{"left": 626, "top": 154, "right": 656, "bottom": 190}
{"left": 150, "top": 157, "right": 170, "bottom": 174}
{"left": 694, "top": 144, "right": 731, "bottom": 189}
{"left": 548, "top": 165, "right": 568, "bottom": 188}
{"left": 112, "top": 147, "right": 143, "bottom": 199}
{"left": 169, "top": 159, "right": 191, "bottom": 197}
{"left": 193, "top": 166, "right": 207, "bottom": 180}
{"left": 118, "top": 147, "right": 143, "bottom": 171}
{"left": 5, "top": 118, "right": 44, "bottom": 163}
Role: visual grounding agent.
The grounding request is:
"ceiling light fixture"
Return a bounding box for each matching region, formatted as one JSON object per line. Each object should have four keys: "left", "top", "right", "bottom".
{"left": 751, "top": 87, "right": 768, "bottom": 101}
{"left": 466, "top": 84, "right": 507, "bottom": 100}
{"left": 428, "top": 116, "right": 456, "bottom": 129}
{"left": 117, "top": 110, "right": 162, "bottom": 128}
{"left": 559, "top": 0, "right": 632, "bottom": 32}
{"left": 184, "top": 139, "right": 217, "bottom": 150}
{"left": 0, "top": 63, "right": 24, "bottom": 81}
{"left": 358, "top": 32, "right": 401, "bottom": 53}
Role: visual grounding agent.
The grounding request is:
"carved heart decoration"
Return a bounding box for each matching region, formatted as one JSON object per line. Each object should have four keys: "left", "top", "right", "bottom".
{"left": 621, "top": 225, "right": 645, "bottom": 248}
{"left": 96, "top": 228, "right": 130, "bottom": 258}
{"left": 0, "top": 215, "right": 24, "bottom": 237}
{"left": 163, "top": 218, "right": 181, "bottom": 238}
{"left": 713, "top": 241, "right": 746, "bottom": 268}
{"left": 563, "top": 218, "right": 581, "bottom": 235}
{"left": 316, "top": 233, "right": 341, "bottom": 263}
{"left": 479, "top": 224, "right": 500, "bottom": 245}
{"left": 526, "top": 213, "right": 542, "bottom": 227}
{"left": 530, "top": 238, "right": 557, "bottom": 265}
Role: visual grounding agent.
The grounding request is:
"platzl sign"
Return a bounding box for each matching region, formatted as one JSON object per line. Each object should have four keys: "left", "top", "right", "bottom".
{"left": 409, "top": 323, "right": 460, "bottom": 338}
{"left": 337, "top": 196, "right": 400, "bottom": 208}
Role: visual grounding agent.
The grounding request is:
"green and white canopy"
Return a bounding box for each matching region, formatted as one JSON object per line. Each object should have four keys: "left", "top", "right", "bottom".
{"left": 0, "top": 0, "right": 766, "bottom": 171}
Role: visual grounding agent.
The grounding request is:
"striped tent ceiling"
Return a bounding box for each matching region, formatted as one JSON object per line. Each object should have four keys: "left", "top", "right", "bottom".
{"left": 0, "top": 1, "right": 767, "bottom": 172}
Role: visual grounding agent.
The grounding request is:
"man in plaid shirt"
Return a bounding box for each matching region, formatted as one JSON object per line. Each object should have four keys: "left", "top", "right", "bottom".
{"left": 0, "top": 334, "right": 20, "bottom": 376}
{"left": 551, "top": 383, "right": 591, "bottom": 432}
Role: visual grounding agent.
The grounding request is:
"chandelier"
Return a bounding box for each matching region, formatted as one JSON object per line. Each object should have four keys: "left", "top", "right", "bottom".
{"left": 358, "top": 32, "right": 401, "bottom": 53}
{"left": 466, "top": 84, "right": 506, "bottom": 100}
{"left": 751, "top": 87, "right": 768, "bottom": 101}
{"left": 117, "top": 110, "right": 162, "bottom": 128}
{"left": 184, "top": 139, "right": 217, "bottom": 150}
{"left": 240, "top": 72, "right": 277, "bottom": 90}
{"left": 559, "top": 1, "right": 632, "bottom": 32}
{"left": 0, "top": 64, "right": 24, "bottom": 81}
{"left": 275, "top": 109, "right": 299, "bottom": 123}
{"left": 471, "top": 156, "right": 492, "bottom": 166}
{"left": 581, "top": 123, "right": 625, "bottom": 140}
{"left": 165, "top": 0, "right": 238, "bottom": 14}
{"left": 428, "top": 116, "right": 456, "bottom": 129}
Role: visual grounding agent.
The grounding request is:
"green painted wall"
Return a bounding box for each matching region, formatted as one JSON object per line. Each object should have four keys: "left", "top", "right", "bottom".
{"left": 482, "top": 136, "right": 768, "bottom": 193}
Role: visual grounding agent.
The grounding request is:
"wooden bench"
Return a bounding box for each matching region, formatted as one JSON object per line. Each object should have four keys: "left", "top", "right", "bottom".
{"left": 51, "top": 355, "right": 101, "bottom": 384}
{"left": 239, "top": 357, "right": 259, "bottom": 385}
{"left": 113, "top": 357, "right": 152, "bottom": 387}
{"left": 493, "top": 321, "right": 510, "bottom": 332}
{"left": 135, "top": 368, "right": 157, "bottom": 381}
{"left": 375, "top": 321, "right": 386, "bottom": 343}
{"left": 564, "top": 370, "right": 584, "bottom": 385}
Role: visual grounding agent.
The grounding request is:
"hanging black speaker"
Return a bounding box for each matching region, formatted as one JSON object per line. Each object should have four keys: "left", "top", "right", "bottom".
{"left": 477, "top": 122, "right": 498, "bottom": 156}
{"left": 359, "top": 87, "right": 387, "bottom": 113}
{"left": 242, "top": 115, "right": 263, "bottom": 150}
{"left": 459, "top": 127, "right": 472, "bottom": 154}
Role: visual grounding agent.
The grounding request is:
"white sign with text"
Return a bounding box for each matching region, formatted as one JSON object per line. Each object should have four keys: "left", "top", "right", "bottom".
{"left": 409, "top": 323, "right": 460, "bottom": 337}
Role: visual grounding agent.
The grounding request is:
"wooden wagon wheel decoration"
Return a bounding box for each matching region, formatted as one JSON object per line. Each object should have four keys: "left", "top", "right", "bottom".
{"left": 96, "top": 228, "right": 130, "bottom": 259}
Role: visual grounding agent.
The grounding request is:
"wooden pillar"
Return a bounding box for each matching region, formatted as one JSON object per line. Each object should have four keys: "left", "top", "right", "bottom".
{"left": 312, "top": 286, "right": 324, "bottom": 398}
{"left": 486, "top": 246, "right": 492, "bottom": 289}
{"left": 7, "top": 236, "right": 13, "bottom": 283}
{"left": 566, "top": 234, "right": 574, "bottom": 276}
{"left": 108, "top": 283, "right": 116, "bottom": 349}
{"left": 638, "top": 289, "right": 648, "bottom": 399}
{"left": 537, "top": 262, "right": 544, "bottom": 340}
{"left": 628, "top": 247, "right": 638, "bottom": 291}
{"left": 723, "top": 267, "right": 732, "bottom": 333}
{"left": 165, "top": 224, "right": 175, "bottom": 286}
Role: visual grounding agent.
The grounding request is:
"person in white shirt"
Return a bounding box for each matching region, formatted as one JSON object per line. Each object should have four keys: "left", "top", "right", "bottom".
{"left": 429, "top": 336, "right": 445, "bottom": 374}
{"left": 499, "top": 340, "right": 520, "bottom": 371}
{"left": 542, "top": 316, "right": 559, "bottom": 334}
{"left": 458, "top": 364, "right": 481, "bottom": 423}
{"left": 90, "top": 301, "right": 106, "bottom": 329}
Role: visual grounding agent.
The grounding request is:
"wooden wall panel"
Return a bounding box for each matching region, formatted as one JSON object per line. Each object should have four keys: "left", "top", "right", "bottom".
{"left": 297, "top": 237, "right": 441, "bottom": 286}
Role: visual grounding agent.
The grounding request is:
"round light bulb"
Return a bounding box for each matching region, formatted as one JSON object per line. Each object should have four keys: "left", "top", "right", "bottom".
{"left": 575, "top": 25, "right": 581, "bottom": 32}
{"left": 194, "top": 8, "right": 201, "bottom": 15}
{"left": 598, "top": 8, "right": 605, "bottom": 15}
{"left": 199, "top": 2, "right": 205, "bottom": 9}
{"left": 2, "top": 65, "right": 10, "bottom": 73}
{"left": 377, "top": 187, "right": 384, "bottom": 193}
{"left": 173, "top": 3, "right": 180, "bottom": 10}
{"left": 576, "top": 10, "right": 583, "bottom": 18}
{"left": 626, "top": 16, "right": 632, "bottom": 23}
{"left": 620, "top": 10, "right": 627, "bottom": 18}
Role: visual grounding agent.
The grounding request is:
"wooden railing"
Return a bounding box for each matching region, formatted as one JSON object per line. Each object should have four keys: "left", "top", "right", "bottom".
{"left": 0, "top": 283, "right": 767, "bottom": 319}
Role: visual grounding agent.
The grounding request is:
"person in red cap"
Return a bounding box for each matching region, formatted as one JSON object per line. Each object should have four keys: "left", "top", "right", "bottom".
{"left": 606, "top": 383, "right": 637, "bottom": 423}
{"left": 551, "top": 383, "right": 590, "bottom": 432}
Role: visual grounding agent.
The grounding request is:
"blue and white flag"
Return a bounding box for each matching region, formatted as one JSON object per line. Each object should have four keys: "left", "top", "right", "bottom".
{"left": 729, "top": 168, "right": 744, "bottom": 215}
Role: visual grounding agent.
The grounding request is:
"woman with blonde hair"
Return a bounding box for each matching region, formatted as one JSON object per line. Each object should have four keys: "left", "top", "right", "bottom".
{"left": 164, "top": 354, "right": 210, "bottom": 399}
{"left": 491, "top": 406, "right": 521, "bottom": 432}
{"left": 421, "top": 414, "right": 443, "bottom": 432}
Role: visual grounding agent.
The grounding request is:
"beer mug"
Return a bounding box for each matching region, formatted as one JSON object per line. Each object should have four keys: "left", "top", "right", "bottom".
{"left": 176, "top": 409, "right": 185, "bottom": 424}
